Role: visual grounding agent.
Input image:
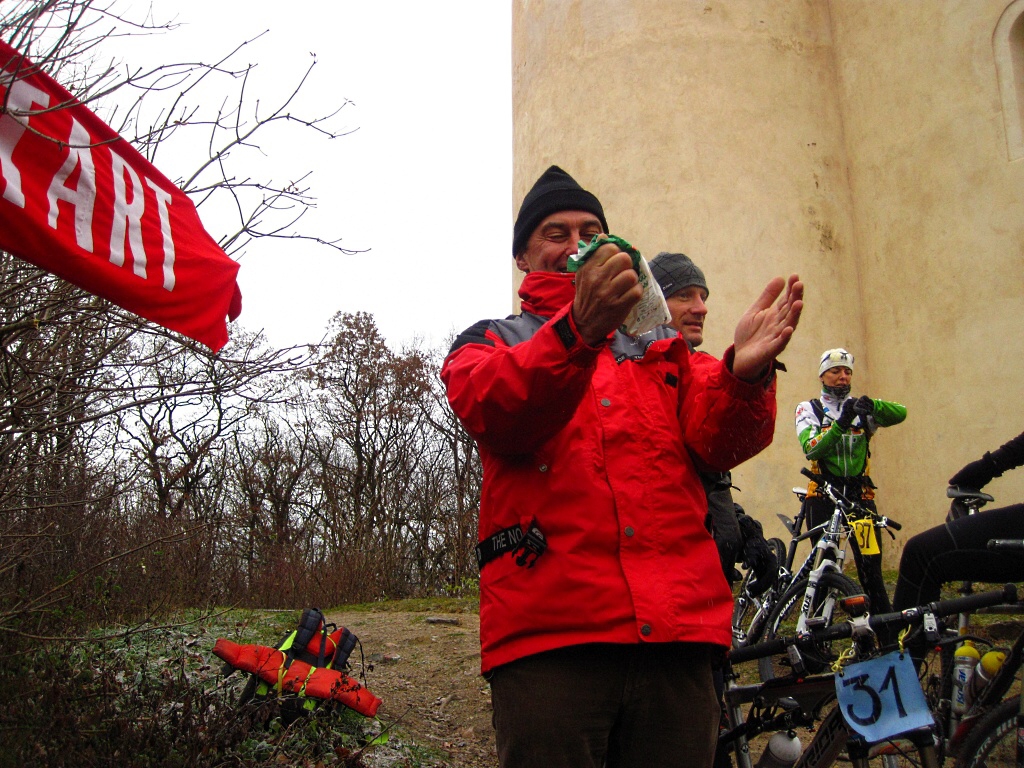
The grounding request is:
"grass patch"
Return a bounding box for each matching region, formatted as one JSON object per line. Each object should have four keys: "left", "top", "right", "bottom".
{"left": 334, "top": 596, "right": 479, "bottom": 615}
{"left": 0, "top": 607, "right": 441, "bottom": 767}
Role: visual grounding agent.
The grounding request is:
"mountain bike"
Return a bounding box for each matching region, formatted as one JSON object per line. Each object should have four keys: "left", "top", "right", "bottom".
{"left": 722, "top": 584, "right": 1020, "bottom": 768}
{"left": 757, "top": 468, "right": 901, "bottom": 682}
{"left": 733, "top": 483, "right": 850, "bottom": 651}
{"left": 909, "top": 486, "right": 1005, "bottom": 765}
{"left": 943, "top": 538, "right": 1024, "bottom": 768}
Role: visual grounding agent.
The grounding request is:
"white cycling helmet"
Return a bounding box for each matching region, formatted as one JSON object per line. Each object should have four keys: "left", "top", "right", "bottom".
{"left": 818, "top": 348, "right": 854, "bottom": 378}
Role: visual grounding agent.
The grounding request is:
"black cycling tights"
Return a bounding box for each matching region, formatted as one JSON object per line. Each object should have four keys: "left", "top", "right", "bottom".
{"left": 892, "top": 504, "right": 1024, "bottom": 611}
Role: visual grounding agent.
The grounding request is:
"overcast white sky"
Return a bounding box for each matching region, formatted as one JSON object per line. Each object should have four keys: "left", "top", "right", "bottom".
{"left": 115, "top": 2, "right": 513, "bottom": 352}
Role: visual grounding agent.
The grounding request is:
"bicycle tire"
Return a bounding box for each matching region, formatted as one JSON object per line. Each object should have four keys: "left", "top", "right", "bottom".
{"left": 954, "top": 697, "right": 1021, "bottom": 768}
{"left": 731, "top": 537, "right": 790, "bottom": 648}
{"left": 757, "top": 570, "right": 861, "bottom": 682}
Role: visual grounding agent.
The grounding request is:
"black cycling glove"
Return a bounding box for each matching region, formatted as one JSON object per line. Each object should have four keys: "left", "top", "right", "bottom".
{"left": 852, "top": 395, "right": 875, "bottom": 416}
{"left": 948, "top": 452, "right": 1001, "bottom": 490}
{"left": 737, "top": 514, "right": 778, "bottom": 598}
{"left": 835, "top": 398, "right": 858, "bottom": 430}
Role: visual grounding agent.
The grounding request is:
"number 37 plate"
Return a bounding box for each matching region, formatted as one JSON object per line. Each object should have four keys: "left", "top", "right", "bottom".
{"left": 835, "top": 651, "right": 933, "bottom": 743}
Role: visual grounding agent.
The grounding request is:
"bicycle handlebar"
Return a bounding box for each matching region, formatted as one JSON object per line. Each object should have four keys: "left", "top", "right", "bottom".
{"left": 800, "top": 467, "right": 822, "bottom": 483}
{"left": 728, "top": 583, "right": 1019, "bottom": 665}
{"left": 798, "top": 468, "right": 901, "bottom": 530}
{"left": 989, "top": 539, "right": 1024, "bottom": 552}
{"left": 800, "top": 468, "right": 857, "bottom": 508}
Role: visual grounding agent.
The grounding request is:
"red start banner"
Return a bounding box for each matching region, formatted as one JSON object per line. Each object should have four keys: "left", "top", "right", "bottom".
{"left": 0, "top": 41, "right": 242, "bottom": 352}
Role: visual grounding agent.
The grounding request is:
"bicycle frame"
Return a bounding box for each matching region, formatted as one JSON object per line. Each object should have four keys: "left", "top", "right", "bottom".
{"left": 926, "top": 488, "right": 1004, "bottom": 757}
{"left": 723, "top": 586, "right": 1018, "bottom": 768}
{"left": 723, "top": 628, "right": 939, "bottom": 768}
{"left": 794, "top": 511, "right": 849, "bottom": 624}
{"left": 787, "top": 470, "right": 905, "bottom": 633}
{"left": 948, "top": 626, "right": 1024, "bottom": 754}
{"left": 721, "top": 670, "right": 836, "bottom": 768}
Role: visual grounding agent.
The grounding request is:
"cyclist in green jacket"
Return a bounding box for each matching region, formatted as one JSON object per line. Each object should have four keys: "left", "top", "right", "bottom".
{"left": 795, "top": 347, "right": 907, "bottom": 613}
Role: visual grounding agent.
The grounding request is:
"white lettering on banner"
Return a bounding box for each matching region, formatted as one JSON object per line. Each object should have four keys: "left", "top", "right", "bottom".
{"left": 0, "top": 70, "right": 179, "bottom": 291}
{"left": 144, "top": 178, "right": 175, "bottom": 291}
{"left": 46, "top": 117, "right": 96, "bottom": 252}
{"left": 109, "top": 150, "right": 148, "bottom": 279}
{"left": 0, "top": 75, "right": 49, "bottom": 208}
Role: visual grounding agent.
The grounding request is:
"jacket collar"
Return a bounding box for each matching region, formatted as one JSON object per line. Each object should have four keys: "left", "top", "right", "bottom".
{"left": 518, "top": 271, "right": 576, "bottom": 317}
{"left": 517, "top": 271, "right": 683, "bottom": 362}
{"left": 819, "top": 389, "right": 849, "bottom": 413}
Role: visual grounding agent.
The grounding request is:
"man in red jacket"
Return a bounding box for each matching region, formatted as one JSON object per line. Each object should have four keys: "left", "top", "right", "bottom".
{"left": 442, "top": 166, "right": 803, "bottom": 768}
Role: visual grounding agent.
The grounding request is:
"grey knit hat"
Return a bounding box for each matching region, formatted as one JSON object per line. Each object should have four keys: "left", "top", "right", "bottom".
{"left": 648, "top": 252, "right": 708, "bottom": 298}
{"left": 512, "top": 166, "right": 608, "bottom": 256}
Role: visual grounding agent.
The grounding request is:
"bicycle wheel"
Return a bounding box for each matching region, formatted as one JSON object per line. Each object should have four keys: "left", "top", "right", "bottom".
{"left": 757, "top": 570, "right": 861, "bottom": 682}
{"left": 732, "top": 537, "right": 788, "bottom": 648}
{"left": 954, "top": 697, "right": 1021, "bottom": 768}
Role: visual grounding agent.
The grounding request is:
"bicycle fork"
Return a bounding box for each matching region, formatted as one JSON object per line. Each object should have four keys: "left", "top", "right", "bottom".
{"left": 794, "top": 562, "right": 845, "bottom": 635}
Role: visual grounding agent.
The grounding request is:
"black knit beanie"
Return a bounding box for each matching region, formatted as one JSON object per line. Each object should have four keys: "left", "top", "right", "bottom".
{"left": 648, "top": 252, "right": 709, "bottom": 298}
{"left": 512, "top": 166, "right": 608, "bottom": 256}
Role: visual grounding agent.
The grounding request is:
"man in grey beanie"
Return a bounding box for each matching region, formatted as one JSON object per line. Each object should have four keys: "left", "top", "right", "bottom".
{"left": 443, "top": 166, "right": 804, "bottom": 768}
{"left": 649, "top": 251, "right": 710, "bottom": 348}
{"left": 648, "top": 251, "right": 777, "bottom": 598}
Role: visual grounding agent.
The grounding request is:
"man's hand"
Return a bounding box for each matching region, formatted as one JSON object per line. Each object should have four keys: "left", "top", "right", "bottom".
{"left": 732, "top": 274, "right": 804, "bottom": 382}
{"left": 571, "top": 241, "right": 643, "bottom": 346}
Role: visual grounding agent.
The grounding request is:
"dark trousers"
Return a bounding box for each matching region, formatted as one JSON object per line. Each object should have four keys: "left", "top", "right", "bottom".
{"left": 803, "top": 495, "right": 893, "bottom": 614}
{"left": 488, "top": 642, "right": 720, "bottom": 768}
{"left": 892, "top": 503, "right": 1024, "bottom": 611}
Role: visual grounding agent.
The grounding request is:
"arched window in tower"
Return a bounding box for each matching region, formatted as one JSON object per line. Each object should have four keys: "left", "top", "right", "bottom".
{"left": 994, "top": 0, "right": 1024, "bottom": 161}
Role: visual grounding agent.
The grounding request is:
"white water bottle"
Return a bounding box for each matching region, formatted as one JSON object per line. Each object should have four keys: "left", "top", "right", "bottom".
{"left": 952, "top": 641, "right": 980, "bottom": 715}
{"left": 755, "top": 730, "right": 802, "bottom": 768}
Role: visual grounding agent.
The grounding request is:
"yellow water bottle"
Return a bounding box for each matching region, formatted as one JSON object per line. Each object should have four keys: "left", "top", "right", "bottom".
{"left": 965, "top": 649, "right": 1006, "bottom": 708}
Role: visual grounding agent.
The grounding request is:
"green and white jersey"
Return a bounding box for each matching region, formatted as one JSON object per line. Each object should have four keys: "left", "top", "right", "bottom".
{"left": 795, "top": 390, "right": 907, "bottom": 479}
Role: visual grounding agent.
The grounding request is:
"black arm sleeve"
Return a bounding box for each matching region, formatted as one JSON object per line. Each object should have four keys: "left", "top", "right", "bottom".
{"left": 990, "top": 429, "right": 1024, "bottom": 473}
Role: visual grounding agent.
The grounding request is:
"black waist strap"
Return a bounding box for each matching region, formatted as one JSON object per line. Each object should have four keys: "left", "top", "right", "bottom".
{"left": 815, "top": 472, "right": 875, "bottom": 496}
{"left": 476, "top": 519, "right": 547, "bottom": 570}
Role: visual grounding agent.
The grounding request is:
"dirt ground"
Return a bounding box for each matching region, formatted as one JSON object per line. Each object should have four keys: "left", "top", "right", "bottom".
{"left": 330, "top": 609, "right": 497, "bottom": 768}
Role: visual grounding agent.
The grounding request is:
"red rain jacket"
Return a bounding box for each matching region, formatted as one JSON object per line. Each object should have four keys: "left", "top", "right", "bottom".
{"left": 442, "top": 272, "right": 777, "bottom": 673}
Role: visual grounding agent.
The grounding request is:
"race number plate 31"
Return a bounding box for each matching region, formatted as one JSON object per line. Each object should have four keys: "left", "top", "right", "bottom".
{"left": 835, "top": 651, "right": 932, "bottom": 743}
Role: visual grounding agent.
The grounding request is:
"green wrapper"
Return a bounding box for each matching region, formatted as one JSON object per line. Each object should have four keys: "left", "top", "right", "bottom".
{"left": 566, "top": 234, "right": 643, "bottom": 273}
{"left": 564, "top": 234, "right": 672, "bottom": 338}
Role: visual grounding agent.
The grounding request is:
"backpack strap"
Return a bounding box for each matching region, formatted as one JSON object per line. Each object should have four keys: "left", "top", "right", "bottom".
{"left": 810, "top": 398, "right": 827, "bottom": 424}
{"left": 333, "top": 627, "right": 358, "bottom": 669}
{"left": 286, "top": 608, "right": 325, "bottom": 670}
{"left": 812, "top": 396, "right": 872, "bottom": 437}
